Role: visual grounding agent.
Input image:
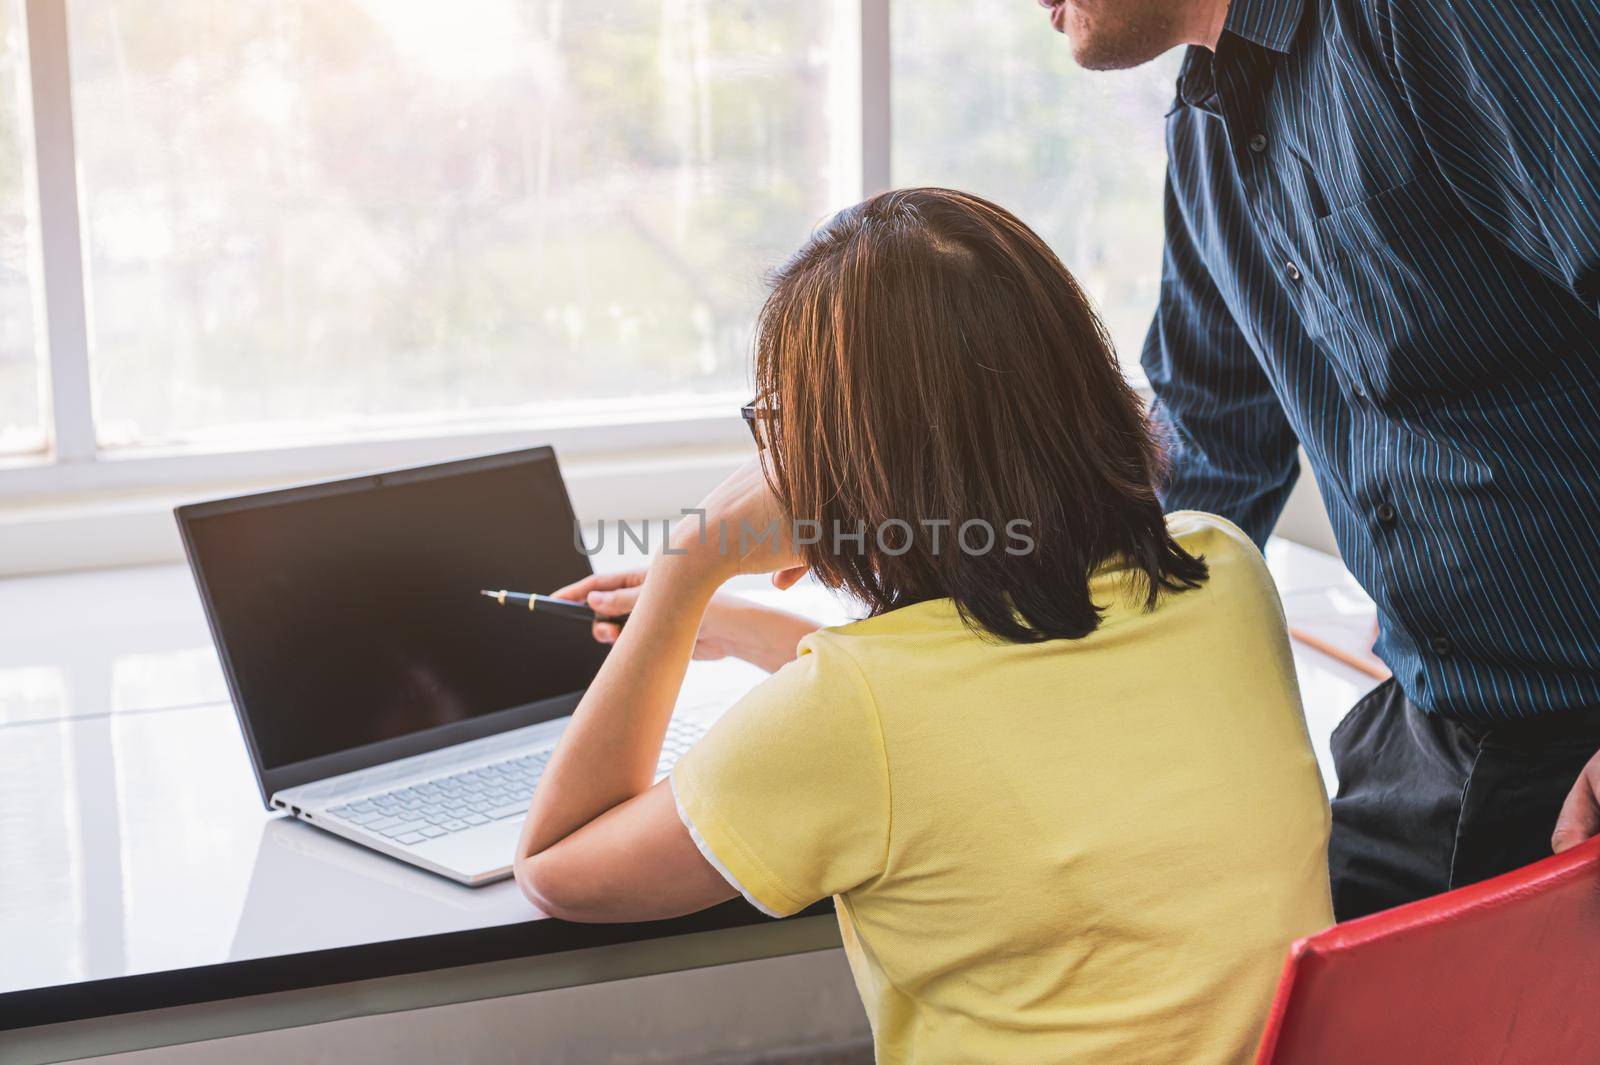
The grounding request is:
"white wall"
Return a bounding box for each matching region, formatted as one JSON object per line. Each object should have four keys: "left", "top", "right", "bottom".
{"left": 1275, "top": 452, "right": 1338, "bottom": 556}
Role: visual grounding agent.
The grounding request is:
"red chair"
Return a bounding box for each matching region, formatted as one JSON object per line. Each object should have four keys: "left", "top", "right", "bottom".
{"left": 1255, "top": 835, "right": 1600, "bottom": 1065}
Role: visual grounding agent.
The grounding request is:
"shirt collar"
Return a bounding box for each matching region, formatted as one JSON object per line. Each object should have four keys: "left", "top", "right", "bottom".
{"left": 1174, "top": 47, "right": 1221, "bottom": 113}
{"left": 1222, "top": 0, "right": 1307, "bottom": 53}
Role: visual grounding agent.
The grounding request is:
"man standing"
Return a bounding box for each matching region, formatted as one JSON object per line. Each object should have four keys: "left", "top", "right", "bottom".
{"left": 1038, "top": 0, "right": 1600, "bottom": 918}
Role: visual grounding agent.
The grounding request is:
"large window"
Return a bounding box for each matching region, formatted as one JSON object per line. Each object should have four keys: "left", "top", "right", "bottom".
{"left": 69, "top": 1, "right": 849, "bottom": 450}
{"left": 3, "top": 0, "right": 1181, "bottom": 490}
{"left": 0, "top": 1, "right": 42, "bottom": 457}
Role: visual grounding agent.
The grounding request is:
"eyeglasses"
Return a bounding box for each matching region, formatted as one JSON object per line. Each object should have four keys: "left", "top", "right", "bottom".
{"left": 740, "top": 396, "right": 775, "bottom": 449}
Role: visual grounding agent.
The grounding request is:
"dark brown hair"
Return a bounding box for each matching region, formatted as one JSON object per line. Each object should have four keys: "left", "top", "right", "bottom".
{"left": 753, "top": 187, "right": 1205, "bottom": 642}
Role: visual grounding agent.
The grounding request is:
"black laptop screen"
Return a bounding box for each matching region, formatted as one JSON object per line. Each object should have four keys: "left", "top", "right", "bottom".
{"left": 183, "top": 452, "right": 608, "bottom": 773}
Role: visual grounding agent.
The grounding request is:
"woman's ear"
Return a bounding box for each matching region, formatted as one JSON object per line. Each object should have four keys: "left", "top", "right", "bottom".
{"left": 772, "top": 565, "right": 809, "bottom": 590}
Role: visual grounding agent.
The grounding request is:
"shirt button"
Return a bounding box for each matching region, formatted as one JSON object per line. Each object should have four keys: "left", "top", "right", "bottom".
{"left": 1285, "top": 261, "right": 1302, "bottom": 282}
{"left": 1249, "top": 132, "right": 1269, "bottom": 153}
{"left": 1431, "top": 635, "right": 1454, "bottom": 657}
{"left": 1375, "top": 502, "right": 1397, "bottom": 525}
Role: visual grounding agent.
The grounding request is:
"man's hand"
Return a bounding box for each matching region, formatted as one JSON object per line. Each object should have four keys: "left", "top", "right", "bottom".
{"left": 1552, "top": 746, "right": 1600, "bottom": 853}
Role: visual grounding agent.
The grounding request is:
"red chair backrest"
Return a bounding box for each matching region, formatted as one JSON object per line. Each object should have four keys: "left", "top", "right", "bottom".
{"left": 1255, "top": 835, "right": 1600, "bottom": 1065}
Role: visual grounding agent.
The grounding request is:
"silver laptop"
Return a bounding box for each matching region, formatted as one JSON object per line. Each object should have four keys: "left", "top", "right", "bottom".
{"left": 176, "top": 446, "right": 705, "bottom": 886}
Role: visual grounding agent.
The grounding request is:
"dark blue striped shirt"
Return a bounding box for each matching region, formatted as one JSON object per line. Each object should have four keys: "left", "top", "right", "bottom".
{"left": 1141, "top": 0, "right": 1600, "bottom": 719}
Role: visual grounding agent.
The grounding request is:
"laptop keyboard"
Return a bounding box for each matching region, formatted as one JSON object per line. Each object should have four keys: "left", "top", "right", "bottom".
{"left": 324, "top": 718, "right": 708, "bottom": 847}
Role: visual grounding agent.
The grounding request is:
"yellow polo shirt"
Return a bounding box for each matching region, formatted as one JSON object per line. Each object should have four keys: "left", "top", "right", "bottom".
{"left": 671, "top": 512, "right": 1332, "bottom": 1064}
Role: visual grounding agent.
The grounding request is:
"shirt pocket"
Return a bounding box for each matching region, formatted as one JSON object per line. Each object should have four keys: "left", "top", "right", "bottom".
{"left": 1312, "top": 170, "right": 1459, "bottom": 260}
{"left": 1309, "top": 171, "right": 1509, "bottom": 395}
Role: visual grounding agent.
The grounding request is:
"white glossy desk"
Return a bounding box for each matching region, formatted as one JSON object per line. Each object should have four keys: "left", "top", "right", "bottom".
{"left": 0, "top": 540, "right": 1380, "bottom": 1063}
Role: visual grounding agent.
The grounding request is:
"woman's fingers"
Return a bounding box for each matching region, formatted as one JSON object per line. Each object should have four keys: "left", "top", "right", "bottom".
{"left": 586, "top": 585, "right": 641, "bottom": 618}
{"left": 550, "top": 568, "right": 646, "bottom": 602}
{"left": 583, "top": 586, "right": 642, "bottom": 645}
{"left": 549, "top": 575, "right": 600, "bottom": 601}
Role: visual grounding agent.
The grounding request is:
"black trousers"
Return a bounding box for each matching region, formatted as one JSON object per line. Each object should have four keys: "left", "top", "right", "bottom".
{"left": 1328, "top": 678, "right": 1600, "bottom": 922}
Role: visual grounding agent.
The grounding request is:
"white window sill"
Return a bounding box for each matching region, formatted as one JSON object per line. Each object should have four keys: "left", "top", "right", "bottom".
{"left": 0, "top": 439, "right": 751, "bottom": 578}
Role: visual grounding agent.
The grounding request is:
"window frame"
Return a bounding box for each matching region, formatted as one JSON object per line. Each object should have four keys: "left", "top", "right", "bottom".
{"left": 2, "top": 0, "right": 894, "bottom": 511}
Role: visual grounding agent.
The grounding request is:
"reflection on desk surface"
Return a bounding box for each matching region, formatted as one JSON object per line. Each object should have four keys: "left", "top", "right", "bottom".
{"left": 230, "top": 818, "right": 532, "bottom": 961}
{"left": 0, "top": 564, "right": 228, "bottom": 726}
{"left": 0, "top": 660, "right": 771, "bottom": 996}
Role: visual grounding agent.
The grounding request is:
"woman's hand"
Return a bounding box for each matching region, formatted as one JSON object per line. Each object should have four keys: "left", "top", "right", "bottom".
{"left": 551, "top": 569, "right": 819, "bottom": 673}
{"left": 550, "top": 570, "right": 749, "bottom": 656}
{"left": 671, "top": 457, "right": 810, "bottom": 588}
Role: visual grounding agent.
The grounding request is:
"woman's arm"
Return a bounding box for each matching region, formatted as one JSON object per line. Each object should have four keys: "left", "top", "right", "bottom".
{"left": 514, "top": 459, "right": 806, "bottom": 921}
{"left": 515, "top": 780, "right": 733, "bottom": 921}
{"left": 514, "top": 549, "right": 731, "bottom": 920}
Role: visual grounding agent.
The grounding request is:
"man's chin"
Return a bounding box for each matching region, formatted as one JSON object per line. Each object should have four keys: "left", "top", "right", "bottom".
{"left": 1068, "top": 36, "right": 1167, "bottom": 72}
{"left": 1054, "top": 0, "right": 1180, "bottom": 72}
{"left": 1070, "top": 43, "right": 1143, "bottom": 71}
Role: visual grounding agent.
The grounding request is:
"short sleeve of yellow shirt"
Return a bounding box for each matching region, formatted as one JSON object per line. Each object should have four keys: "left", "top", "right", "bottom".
{"left": 671, "top": 636, "right": 890, "bottom": 917}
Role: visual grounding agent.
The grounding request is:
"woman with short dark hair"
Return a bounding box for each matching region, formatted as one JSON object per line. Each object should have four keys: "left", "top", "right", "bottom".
{"left": 514, "top": 188, "right": 1332, "bottom": 1064}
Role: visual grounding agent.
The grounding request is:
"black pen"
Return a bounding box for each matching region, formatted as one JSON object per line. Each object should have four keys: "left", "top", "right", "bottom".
{"left": 480, "top": 588, "right": 624, "bottom": 625}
